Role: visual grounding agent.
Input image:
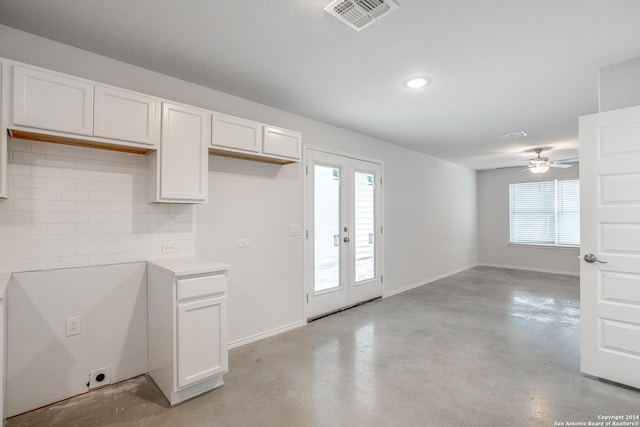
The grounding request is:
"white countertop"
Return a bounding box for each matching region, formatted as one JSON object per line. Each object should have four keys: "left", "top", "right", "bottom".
{"left": 0, "top": 272, "right": 10, "bottom": 299}
{"left": 147, "top": 258, "right": 230, "bottom": 277}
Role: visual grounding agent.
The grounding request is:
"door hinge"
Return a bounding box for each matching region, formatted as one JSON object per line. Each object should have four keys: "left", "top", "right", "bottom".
{"left": 380, "top": 176, "right": 383, "bottom": 185}
{"left": 306, "top": 229, "right": 309, "bottom": 239}
{"left": 306, "top": 165, "right": 309, "bottom": 175}
{"left": 381, "top": 275, "right": 384, "bottom": 283}
{"left": 306, "top": 293, "right": 309, "bottom": 303}
{"left": 380, "top": 226, "right": 383, "bottom": 234}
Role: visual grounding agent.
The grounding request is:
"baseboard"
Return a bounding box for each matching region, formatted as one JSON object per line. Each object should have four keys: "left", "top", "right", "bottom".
{"left": 228, "top": 320, "right": 306, "bottom": 350}
{"left": 382, "top": 263, "right": 479, "bottom": 298}
{"left": 478, "top": 263, "right": 579, "bottom": 277}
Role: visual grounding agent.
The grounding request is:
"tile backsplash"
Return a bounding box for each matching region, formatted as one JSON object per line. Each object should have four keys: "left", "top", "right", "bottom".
{"left": 0, "top": 138, "right": 196, "bottom": 272}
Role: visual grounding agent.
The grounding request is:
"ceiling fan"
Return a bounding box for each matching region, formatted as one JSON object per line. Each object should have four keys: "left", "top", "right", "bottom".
{"left": 522, "top": 148, "right": 574, "bottom": 174}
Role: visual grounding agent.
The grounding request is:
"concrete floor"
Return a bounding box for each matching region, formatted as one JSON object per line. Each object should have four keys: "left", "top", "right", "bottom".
{"left": 7, "top": 267, "right": 639, "bottom": 426}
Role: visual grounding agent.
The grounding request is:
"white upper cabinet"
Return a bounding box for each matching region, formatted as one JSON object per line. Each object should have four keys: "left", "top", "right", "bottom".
{"left": 148, "top": 102, "right": 209, "bottom": 203}
{"left": 1, "top": 59, "right": 7, "bottom": 199}
{"left": 210, "top": 113, "right": 302, "bottom": 164}
{"left": 9, "top": 62, "right": 159, "bottom": 151}
{"left": 263, "top": 126, "right": 302, "bottom": 160}
{"left": 12, "top": 65, "right": 93, "bottom": 136}
{"left": 211, "top": 113, "right": 261, "bottom": 153}
{"left": 94, "top": 85, "right": 159, "bottom": 146}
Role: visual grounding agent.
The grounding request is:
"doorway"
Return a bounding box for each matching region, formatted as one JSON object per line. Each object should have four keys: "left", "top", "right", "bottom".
{"left": 305, "top": 148, "right": 384, "bottom": 320}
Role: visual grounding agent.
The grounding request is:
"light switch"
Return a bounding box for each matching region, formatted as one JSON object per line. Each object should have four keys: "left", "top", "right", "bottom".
{"left": 289, "top": 224, "right": 302, "bottom": 237}
{"left": 238, "top": 238, "right": 250, "bottom": 248}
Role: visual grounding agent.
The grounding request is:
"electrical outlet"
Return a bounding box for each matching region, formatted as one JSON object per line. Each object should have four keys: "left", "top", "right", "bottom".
{"left": 89, "top": 366, "right": 111, "bottom": 390}
{"left": 238, "top": 238, "right": 250, "bottom": 248}
{"left": 66, "top": 316, "right": 81, "bottom": 336}
{"left": 161, "top": 241, "right": 177, "bottom": 253}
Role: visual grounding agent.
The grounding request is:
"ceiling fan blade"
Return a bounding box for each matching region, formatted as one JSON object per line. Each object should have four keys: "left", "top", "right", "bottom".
{"left": 550, "top": 163, "right": 573, "bottom": 168}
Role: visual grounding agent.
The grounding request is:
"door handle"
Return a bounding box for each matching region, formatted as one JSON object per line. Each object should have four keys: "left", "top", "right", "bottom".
{"left": 344, "top": 236, "right": 350, "bottom": 243}
{"left": 583, "top": 253, "right": 608, "bottom": 264}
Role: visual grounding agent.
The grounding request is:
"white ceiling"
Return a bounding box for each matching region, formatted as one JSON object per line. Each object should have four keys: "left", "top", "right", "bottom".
{"left": 1, "top": 1, "right": 640, "bottom": 170}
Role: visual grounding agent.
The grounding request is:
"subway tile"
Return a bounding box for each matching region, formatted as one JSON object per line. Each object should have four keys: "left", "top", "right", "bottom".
{"left": 31, "top": 188, "right": 61, "bottom": 201}
{"left": 31, "top": 165, "right": 63, "bottom": 178}
{"left": 13, "top": 151, "right": 46, "bottom": 166}
{"left": 13, "top": 200, "right": 46, "bottom": 212}
{"left": 29, "top": 257, "right": 61, "bottom": 271}
{"left": 31, "top": 142, "right": 63, "bottom": 156}
{"left": 0, "top": 225, "right": 12, "bottom": 236}
{"left": 101, "top": 243, "right": 127, "bottom": 254}
{"left": 75, "top": 244, "right": 102, "bottom": 256}
{"left": 13, "top": 246, "right": 46, "bottom": 259}
{"left": 76, "top": 223, "right": 102, "bottom": 234}
{"left": 11, "top": 175, "right": 48, "bottom": 189}
{"left": 45, "top": 178, "right": 77, "bottom": 190}
{"left": 29, "top": 234, "right": 61, "bottom": 247}
{"left": 60, "top": 234, "right": 89, "bottom": 246}
{"left": 59, "top": 256, "right": 89, "bottom": 269}
{"left": 12, "top": 224, "right": 47, "bottom": 235}
{"left": 45, "top": 156, "right": 76, "bottom": 169}
{"left": 60, "top": 190, "right": 90, "bottom": 201}
{"left": 75, "top": 180, "right": 103, "bottom": 192}
{"left": 0, "top": 212, "right": 30, "bottom": 224}
{"left": 61, "top": 212, "right": 91, "bottom": 224}
{"left": 61, "top": 145, "right": 91, "bottom": 159}
{"left": 46, "top": 245, "right": 75, "bottom": 257}
{"left": 8, "top": 163, "right": 32, "bottom": 176}
{"left": 47, "top": 224, "right": 77, "bottom": 235}
{"left": 102, "top": 223, "right": 132, "bottom": 233}
{"left": 62, "top": 168, "right": 91, "bottom": 180}
{"left": 46, "top": 201, "right": 77, "bottom": 212}
{"left": 9, "top": 139, "right": 33, "bottom": 152}
{"left": 8, "top": 187, "right": 30, "bottom": 200}
{"left": 88, "top": 253, "right": 115, "bottom": 265}
{"left": 30, "top": 212, "right": 62, "bottom": 224}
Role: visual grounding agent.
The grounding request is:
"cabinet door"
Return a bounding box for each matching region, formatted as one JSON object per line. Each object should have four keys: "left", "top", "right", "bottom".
{"left": 1, "top": 60, "right": 7, "bottom": 199}
{"left": 160, "top": 102, "right": 209, "bottom": 202}
{"left": 263, "top": 126, "right": 302, "bottom": 161}
{"left": 12, "top": 65, "right": 93, "bottom": 136}
{"left": 212, "top": 113, "right": 261, "bottom": 153}
{"left": 176, "top": 296, "right": 228, "bottom": 389}
{"left": 94, "top": 85, "right": 159, "bottom": 146}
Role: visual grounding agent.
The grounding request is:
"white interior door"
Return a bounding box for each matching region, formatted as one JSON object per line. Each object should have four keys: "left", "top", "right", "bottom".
{"left": 305, "top": 149, "right": 383, "bottom": 319}
{"left": 579, "top": 104, "right": 640, "bottom": 389}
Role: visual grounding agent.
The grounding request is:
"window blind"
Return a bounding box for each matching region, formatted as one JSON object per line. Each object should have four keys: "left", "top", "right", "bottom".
{"left": 509, "top": 179, "right": 580, "bottom": 247}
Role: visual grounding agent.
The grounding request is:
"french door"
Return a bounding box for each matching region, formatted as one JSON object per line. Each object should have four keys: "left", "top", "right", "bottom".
{"left": 305, "top": 148, "right": 383, "bottom": 320}
{"left": 579, "top": 104, "right": 640, "bottom": 389}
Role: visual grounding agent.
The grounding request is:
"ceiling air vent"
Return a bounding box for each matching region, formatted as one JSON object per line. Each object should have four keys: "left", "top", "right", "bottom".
{"left": 325, "top": 0, "right": 399, "bottom": 31}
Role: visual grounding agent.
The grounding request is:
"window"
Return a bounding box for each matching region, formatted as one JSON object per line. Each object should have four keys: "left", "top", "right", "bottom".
{"left": 509, "top": 179, "right": 580, "bottom": 247}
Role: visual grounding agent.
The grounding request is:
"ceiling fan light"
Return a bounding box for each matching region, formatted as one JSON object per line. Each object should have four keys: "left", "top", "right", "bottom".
{"left": 530, "top": 165, "right": 550, "bottom": 174}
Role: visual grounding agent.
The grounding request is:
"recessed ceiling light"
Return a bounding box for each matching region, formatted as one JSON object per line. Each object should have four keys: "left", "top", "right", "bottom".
{"left": 405, "top": 77, "right": 429, "bottom": 89}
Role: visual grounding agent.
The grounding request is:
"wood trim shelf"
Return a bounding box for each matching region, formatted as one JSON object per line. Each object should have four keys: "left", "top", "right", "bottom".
{"left": 208, "top": 147, "right": 296, "bottom": 165}
{"left": 8, "top": 129, "right": 154, "bottom": 155}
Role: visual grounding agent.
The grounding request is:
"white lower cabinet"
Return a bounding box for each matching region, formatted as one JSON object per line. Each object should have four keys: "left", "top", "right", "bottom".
{"left": 147, "top": 258, "right": 229, "bottom": 405}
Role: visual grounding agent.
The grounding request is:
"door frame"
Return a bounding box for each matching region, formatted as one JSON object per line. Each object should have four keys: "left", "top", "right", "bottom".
{"left": 303, "top": 145, "right": 385, "bottom": 321}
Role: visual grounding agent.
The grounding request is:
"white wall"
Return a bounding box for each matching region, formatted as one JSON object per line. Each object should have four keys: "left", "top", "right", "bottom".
{"left": 0, "top": 24, "right": 479, "bottom": 413}
{"left": 6, "top": 263, "right": 147, "bottom": 417}
{"left": 599, "top": 56, "right": 640, "bottom": 112}
{"left": 477, "top": 165, "right": 580, "bottom": 275}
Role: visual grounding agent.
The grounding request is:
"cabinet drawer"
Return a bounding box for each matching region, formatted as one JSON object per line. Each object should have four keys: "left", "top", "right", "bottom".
{"left": 177, "top": 274, "right": 226, "bottom": 301}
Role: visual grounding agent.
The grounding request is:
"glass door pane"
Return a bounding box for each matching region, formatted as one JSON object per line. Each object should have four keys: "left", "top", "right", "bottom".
{"left": 354, "top": 171, "right": 375, "bottom": 283}
{"left": 314, "top": 165, "right": 341, "bottom": 292}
